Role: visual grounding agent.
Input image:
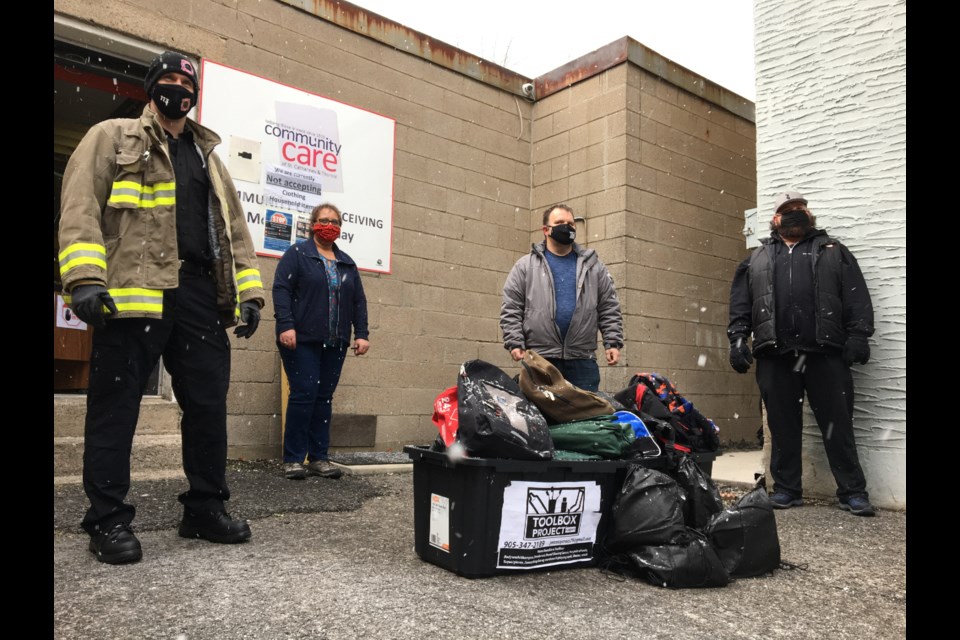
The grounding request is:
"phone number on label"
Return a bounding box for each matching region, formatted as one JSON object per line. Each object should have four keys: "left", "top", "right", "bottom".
{"left": 502, "top": 540, "right": 547, "bottom": 549}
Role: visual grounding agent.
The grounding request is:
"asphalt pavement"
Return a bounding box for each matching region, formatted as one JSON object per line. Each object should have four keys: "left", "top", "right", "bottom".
{"left": 53, "top": 457, "right": 906, "bottom": 639}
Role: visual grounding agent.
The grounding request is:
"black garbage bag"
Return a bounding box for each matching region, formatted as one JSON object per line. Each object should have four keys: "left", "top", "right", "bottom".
{"left": 606, "top": 465, "right": 687, "bottom": 552}
{"left": 669, "top": 455, "right": 724, "bottom": 530}
{"left": 609, "top": 529, "right": 730, "bottom": 589}
{"left": 456, "top": 359, "right": 553, "bottom": 460}
{"left": 704, "top": 485, "right": 781, "bottom": 578}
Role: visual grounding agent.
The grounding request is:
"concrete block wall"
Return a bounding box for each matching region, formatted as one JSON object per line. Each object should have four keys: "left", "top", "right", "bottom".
{"left": 627, "top": 65, "right": 759, "bottom": 443}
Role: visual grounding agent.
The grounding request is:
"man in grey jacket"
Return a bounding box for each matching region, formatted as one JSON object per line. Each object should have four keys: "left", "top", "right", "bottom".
{"left": 500, "top": 204, "right": 624, "bottom": 392}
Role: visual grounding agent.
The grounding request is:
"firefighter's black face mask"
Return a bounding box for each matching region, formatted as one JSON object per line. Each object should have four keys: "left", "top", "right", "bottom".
{"left": 151, "top": 83, "right": 194, "bottom": 119}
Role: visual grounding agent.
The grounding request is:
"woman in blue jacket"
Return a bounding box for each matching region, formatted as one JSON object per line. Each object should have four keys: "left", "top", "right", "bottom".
{"left": 273, "top": 203, "right": 370, "bottom": 480}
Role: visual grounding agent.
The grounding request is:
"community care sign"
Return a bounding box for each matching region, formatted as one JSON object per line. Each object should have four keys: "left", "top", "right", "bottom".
{"left": 198, "top": 60, "right": 395, "bottom": 273}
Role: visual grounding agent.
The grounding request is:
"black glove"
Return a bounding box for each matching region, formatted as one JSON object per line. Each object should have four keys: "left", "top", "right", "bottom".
{"left": 842, "top": 335, "right": 870, "bottom": 366}
{"left": 729, "top": 335, "right": 753, "bottom": 374}
{"left": 69, "top": 284, "right": 118, "bottom": 329}
{"left": 234, "top": 301, "right": 261, "bottom": 339}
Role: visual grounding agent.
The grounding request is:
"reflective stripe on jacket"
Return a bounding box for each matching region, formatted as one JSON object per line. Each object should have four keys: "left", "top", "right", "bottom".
{"left": 58, "top": 106, "right": 264, "bottom": 324}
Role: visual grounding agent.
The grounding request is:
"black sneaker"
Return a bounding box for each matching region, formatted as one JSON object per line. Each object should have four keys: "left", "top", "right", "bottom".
{"left": 839, "top": 495, "right": 876, "bottom": 517}
{"left": 178, "top": 509, "right": 252, "bottom": 544}
{"left": 88, "top": 523, "right": 143, "bottom": 565}
{"left": 769, "top": 491, "right": 803, "bottom": 509}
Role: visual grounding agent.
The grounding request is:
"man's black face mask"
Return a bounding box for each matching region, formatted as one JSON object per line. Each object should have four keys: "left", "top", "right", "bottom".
{"left": 778, "top": 209, "right": 810, "bottom": 238}
{"left": 549, "top": 224, "right": 576, "bottom": 245}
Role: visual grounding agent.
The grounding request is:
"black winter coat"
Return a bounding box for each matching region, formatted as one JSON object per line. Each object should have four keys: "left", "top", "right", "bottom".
{"left": 727, "top": 229, "right": 873, "bottom": 356}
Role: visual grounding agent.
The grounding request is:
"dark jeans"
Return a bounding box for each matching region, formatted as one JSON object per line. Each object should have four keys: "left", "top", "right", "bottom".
{"left": 279, "top": 341, "right": 348, "bottom": 463}
{"left": 756, "top": 352, "right": 869, "bottom": 501}
{"left": 81, "top": 271, "right": 232, "bottom": 535}
{"left": 545, "top": 357, "right": 601, "bottom": 393}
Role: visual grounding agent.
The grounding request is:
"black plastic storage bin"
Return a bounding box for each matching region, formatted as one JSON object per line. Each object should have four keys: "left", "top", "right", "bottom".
{"left": 406, "top": 445, "right": 626, "bottom": 578}
{"left": 405, "top": 445, "right": 718, "bottom": 578}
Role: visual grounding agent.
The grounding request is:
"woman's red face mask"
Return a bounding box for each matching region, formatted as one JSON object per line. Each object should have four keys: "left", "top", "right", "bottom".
{"left": 313, "top": 222, "right": 341, "bottom": 242}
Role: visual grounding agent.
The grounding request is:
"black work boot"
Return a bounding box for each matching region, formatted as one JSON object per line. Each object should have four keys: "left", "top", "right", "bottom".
{"left": 88, "top": 523, "right": 143, "bottom": 565}
{"left": 178, "top": 509, "right": 252, "bottom": 544}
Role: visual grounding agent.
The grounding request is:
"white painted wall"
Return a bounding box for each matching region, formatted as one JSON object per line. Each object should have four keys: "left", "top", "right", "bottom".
{"left": 754, "top": 0, "right": 906, "bottom": 508}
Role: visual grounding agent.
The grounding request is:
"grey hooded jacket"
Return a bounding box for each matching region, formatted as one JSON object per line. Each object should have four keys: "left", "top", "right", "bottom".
{"left": 500, "top": 241, "right": 624, "bottom": 360}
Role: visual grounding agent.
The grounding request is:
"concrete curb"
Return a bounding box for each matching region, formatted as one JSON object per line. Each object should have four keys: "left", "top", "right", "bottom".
{"left": 331, "top": 462, "right": 413, "bottom": 476}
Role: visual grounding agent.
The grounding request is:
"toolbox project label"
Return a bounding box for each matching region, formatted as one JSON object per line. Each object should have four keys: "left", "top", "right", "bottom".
{"left": 496, "top": 481, "right": 602, "bottom": 570}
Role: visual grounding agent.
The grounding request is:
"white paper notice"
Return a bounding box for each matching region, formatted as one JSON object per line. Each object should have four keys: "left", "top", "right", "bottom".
{"left": 263, "top": 162, "right": 324, "bottom": 215}
{"left": 429, "top": 494, "right": 450, "bottom": 552}
{"left": 496, "top": 480, "right": 603, "bottom": 570}
{"left": 55, "top": 295, "right": 87, "bottom": 331}
{"left": 228, "top": 136, "right": 262, "bottom": 184}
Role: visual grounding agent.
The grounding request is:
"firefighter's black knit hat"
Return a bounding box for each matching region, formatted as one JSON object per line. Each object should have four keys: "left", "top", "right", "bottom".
{"left": 144, "top": 51, "right": 200, "bottom": 103}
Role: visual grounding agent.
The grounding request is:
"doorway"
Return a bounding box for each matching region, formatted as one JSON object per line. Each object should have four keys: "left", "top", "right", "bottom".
{"left": 53, "top": 34, "right": 162, "bottom": 394}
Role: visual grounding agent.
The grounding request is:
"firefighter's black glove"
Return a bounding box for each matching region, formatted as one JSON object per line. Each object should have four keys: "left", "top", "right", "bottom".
{"left": 729, "top": 335, "right": 753, "bottom": 374}
{"left": 70, "top": 284, "right": 118, "bottom": 329}
{"left": 234, "top": 301, "right": 260, "bottom": 339}
{"left": 842, "top": 335, "right": 870, "bottom": 366}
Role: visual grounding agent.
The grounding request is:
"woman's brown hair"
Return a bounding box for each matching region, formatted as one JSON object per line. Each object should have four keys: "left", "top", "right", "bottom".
{"left": 310, "top": 203, "right": 343, "bottom": 226}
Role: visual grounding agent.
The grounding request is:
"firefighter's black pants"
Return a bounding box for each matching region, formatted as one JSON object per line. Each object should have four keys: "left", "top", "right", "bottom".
{"left": 81, "top": 268, "right": 232, "bottom": 535}
{"left": 756, "top": 352, "right": 869, "bottom": 502}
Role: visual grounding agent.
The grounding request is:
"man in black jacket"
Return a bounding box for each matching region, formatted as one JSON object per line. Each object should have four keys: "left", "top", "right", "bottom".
{"left": 727, "top": 191, "right": 876, "bottom": 516}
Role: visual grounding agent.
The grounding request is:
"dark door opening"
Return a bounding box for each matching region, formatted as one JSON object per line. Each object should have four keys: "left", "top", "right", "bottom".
{"left": 53, "top": 40, "right": 160, "bottom": 394}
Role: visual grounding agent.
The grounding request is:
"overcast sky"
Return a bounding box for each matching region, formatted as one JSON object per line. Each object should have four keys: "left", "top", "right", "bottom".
{"left": 349, "top": 0, "right": 756, "bottom": 101}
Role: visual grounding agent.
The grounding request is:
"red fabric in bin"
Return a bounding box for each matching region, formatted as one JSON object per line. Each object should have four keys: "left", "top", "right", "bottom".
{"left": 431, "top": 386, "right": 459, "bottom": 447}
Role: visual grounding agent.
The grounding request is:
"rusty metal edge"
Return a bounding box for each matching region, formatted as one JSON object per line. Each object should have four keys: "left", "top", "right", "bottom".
{"left": 626, "top": 38, "right": 755, "bottom": 123}
{"left": 533, "top": 37, "right": 630, "bottom": 98}
{"left": 535, "top": 36, "right": 754, "bottom": 122}
{"left": 277, "top": 2, "right": 753, "bottom": 121}
{"left": 278, "top": 0, "right": 534, "bottom": 98}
